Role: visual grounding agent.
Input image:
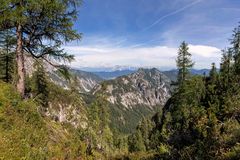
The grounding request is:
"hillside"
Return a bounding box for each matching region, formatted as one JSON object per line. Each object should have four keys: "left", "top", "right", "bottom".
{"left": 0, "top": 79, "right": 122, "bottom": 159}
{"left": 0, "top": 82, "right": 89, "bottom": 159}
{"left": 25, "top": 57, "right": 103, "bottom": 93}
{"left": 48, "top": 69, "right": 103, "bottom": 93}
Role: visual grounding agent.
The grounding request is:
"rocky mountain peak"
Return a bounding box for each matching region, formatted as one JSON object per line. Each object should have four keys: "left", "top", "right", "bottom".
{"left": 94, "top": 68, "right": 171, "bottom": 108}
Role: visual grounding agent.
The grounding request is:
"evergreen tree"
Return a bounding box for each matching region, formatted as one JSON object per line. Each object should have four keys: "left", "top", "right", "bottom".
{"left": 209, "top": 62, "right": 218, "bottom": 83}
{"left": 220, "top": 49, "right": 233, "bottom": 80}
{"left": 205, "top": 63, "right": 219, "bottom": 110}
{"left": 136, "top": 118, "right": 153, "bottom": 150}
{"left": 231, "top": 24, "right": 240, "bottom": 75}
{"left": 128, "top": 129, "right": 146, "bottom": 152}
{"left": 32, "top": 61, "right": 49, "bottom": 107}
{"left": 0, "top": 0, "right": 81, "bottom": 97}
{"left": 112, "top": 129, "right": 128, "bottom": 153}
{"left": 220, "top": 49, "right": 233, "bottom": 94}
{"left": 87, "top": 86, "right": 114, "bottom": 154}
{"left": 125, "top": 23, "right": 240, "bottom": 160}
{"left": 176, "top": 41, "right": 194, "bottom": 85}
{"left": 0, "top": 29, "right": 15, "bottom": 83}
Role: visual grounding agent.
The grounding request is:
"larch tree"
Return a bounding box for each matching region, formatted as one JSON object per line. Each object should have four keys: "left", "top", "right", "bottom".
{"left": 0, "top": 0, "right": 81, "bottom": 97}
{"left": 176, "top": 41, "right": 194, "bottom": 85}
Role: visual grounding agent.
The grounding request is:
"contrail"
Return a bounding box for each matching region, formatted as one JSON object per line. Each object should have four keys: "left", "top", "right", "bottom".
{"left": 142, "top": 0, "right": 202, "bottom": 32}
{"left": 129, "top": 38, "right": 162, "bottom": 49}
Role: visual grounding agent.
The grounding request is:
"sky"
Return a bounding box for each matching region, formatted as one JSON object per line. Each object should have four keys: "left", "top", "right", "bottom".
{"left": 64, "top": 0, "right": 240, "bottom": 71}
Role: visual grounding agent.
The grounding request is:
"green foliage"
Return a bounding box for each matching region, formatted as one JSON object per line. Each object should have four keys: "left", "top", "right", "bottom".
{"left": 220, "top": 49, "right": 234, "bottom": 94}
{"left": 112, "top": 129, "right": 128, "bottom": 154}
{"left": 0, "top": 0, "right": 81, "bottom": 60}
{"left": 209, "top": 62, "right": 218, "bottom": 83}
{"left": 108, "top": 103, "right": 159, "bottom": 134}
{"left": 128, "top": 129, "right": 146, "bottom": 152}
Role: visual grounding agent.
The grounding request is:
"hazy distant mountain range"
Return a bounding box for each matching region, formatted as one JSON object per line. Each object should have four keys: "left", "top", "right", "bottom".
{"left": 86, "top": 68, "right": 211, "bottom": 81}
{"left": 93, "top": 70, "right": 135, "bottom": 79}
{"left": 66, "top": 68, "right": 210, "bottom": 94}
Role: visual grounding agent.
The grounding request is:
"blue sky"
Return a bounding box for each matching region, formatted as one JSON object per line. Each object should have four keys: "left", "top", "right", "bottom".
{"left": 65, "top": 0, "right": 240, "bottom": 70}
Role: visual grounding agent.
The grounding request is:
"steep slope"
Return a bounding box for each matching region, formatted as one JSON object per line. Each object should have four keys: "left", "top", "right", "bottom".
{"left": 48, "top": 69, "right": 103, "bottom": 93}
{"left": 92, "top": 68, "right": 171, "bottom": 133}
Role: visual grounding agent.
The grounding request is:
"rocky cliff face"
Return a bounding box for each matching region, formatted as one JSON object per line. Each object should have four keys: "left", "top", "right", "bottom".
{"left": 92, "top": 68, "right": 172, "bottom": 133}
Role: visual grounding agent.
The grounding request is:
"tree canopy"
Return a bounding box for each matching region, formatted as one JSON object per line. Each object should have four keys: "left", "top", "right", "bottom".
{"left": 0, "top": 0, "right": 81, "bottom": 97}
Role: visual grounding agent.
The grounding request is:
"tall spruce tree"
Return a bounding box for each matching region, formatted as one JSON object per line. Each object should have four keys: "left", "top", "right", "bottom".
{"left": 209, "top": 63, "right": 217, "bottom": 83}
{"left": 220, "top": 49, "right": 233, "bottom": 90}
{"left": 0, "top": 0, "right": 81, "bottom": 97}
{"left": 231, "top": 24, "right": 240, "bottom": 75}
{"left": 176, "top": 41, "right": 194, "bottom": 85}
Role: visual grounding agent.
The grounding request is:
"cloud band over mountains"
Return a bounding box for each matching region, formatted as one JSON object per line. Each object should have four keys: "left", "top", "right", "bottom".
{"left": 64, "top": 44, "right": 221, "bottom": 70}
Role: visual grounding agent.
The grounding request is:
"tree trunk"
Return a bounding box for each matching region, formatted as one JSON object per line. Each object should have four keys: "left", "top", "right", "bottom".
{"left": 16, "top": 24, "right": 25, "bottom": 98}
{"left": 5, "top": 55, "right": 9, "bottom": 82}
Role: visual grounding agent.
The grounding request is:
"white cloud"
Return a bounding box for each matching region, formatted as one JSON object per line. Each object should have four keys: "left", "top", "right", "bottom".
{"left": 189, "top": 45, "right": 221, "bottom": 58}
{"left": 64, "top": 44, "right": 222, "bottom": 70}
